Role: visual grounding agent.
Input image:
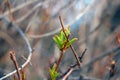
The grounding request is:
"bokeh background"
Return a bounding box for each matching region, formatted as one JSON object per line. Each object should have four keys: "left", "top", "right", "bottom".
{"left": 0, "top": 0, "right": 120, "bottom": 80}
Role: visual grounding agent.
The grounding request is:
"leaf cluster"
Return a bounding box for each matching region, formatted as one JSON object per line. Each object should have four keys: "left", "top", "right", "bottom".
{"left": 53, "top": 27, "right": 77, "bottom": 51}
{"left": 49, "top": 64, "right": 59, "bottom": 80}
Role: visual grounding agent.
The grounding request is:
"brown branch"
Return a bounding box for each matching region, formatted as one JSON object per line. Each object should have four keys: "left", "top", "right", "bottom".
{"left": 81, "top": 45, "right": 120, "bottom": 69}
{"left": 55, "top": 16, "right": 81, "bottom": 71}
{"left": 0, "top": 15, "right": 32, "bottom": 80}
{"left": 79, "top": 48, "right": 87, "bottom": 62}
{"left": 5, "top": 0, "right": 15, "bottom": 22}
{"left": 10, "top": 51, "right": 22, "bottom": 80}
{"left": 63, "top": 45, "right": 120, "bottom": 79}
{"left": 55, "top": 50, "right": 64, "bottom": 71}
{"left": 58, "top": 48, "right": 87, "bottom": 79}
{"left": 60, "top": 45, "right": 120, "bottom": 79}
{"left": 3, "top": 0, "right": 38, "bottom": 16}
{"left": 59, "top": 16, "right": 81, "bottom": 68}
{"left": 55, "top": 38, "right": 69, "bottom": 71}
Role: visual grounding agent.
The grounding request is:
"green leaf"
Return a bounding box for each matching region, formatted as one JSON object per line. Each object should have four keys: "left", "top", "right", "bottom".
{"left": 66, "top": 38, "right": 78, "bottom": 48}
{"left": 65, "top": 27, "right": 70, "bottom": 36}
{"left": 60, "top": 30, "right": 67, "bottom": 42}
{"left": 59, "top": 30, "right": 64, "bottom": 41}
{"left": 49, "top": 64, "right": 59, "bottom": 80}
{"left": 53, "top": 35, "right": 63, "bottom": 49}
{"left": 53, "top": 27, "right": 77, "bottom": 50}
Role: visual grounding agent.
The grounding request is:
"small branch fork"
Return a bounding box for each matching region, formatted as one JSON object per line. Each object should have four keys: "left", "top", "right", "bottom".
{"left": 58, "top": 48, "right": 87, "bottom": 79}
{"left": 59, "top": 16, "right": 81, "bottom": 68}
{"left": 55, "top": 30, "right": 70, "bottom": 71}
{"left": 55, "top": 16, "right": 83, "bottom": 72}
{"left": 60, "top": 45, "right": 120, "bottom": 80}
{"left": 55, "top": 50, "right": 64, "bottom": 71}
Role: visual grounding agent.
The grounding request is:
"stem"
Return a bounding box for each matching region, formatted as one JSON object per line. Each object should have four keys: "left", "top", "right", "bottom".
{"left": 59, "top": 16, "right": 81, "bottom": 68}
{"left": 80, "top": 48, "right": 87, "bottom": 58}
{"left": 55, "top": 33, "right": 69, "bottom": 71}
{"left": 55, "top": 50, "right": 64, "bottom": 71}
{"left": 10, "top": 51, "right": 22, "bottom": 80}
{"left": 79, "top": 48, "right": 87, "bottom": 62}
{"left": 6, "top": 0, "right": 14, "bottom": 22}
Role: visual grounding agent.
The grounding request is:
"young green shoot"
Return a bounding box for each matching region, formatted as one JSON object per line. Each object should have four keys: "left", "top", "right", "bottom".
{"left": 49, "top": 64, "right": 59, "bottom": 80}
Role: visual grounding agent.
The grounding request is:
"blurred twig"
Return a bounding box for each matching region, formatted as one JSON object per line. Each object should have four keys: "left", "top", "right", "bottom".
{"left": 15, "top": 1, "right": 45, "bottom": 23}
{"left": 82, "top": 45, "right": 120, "bottom": 69}
{"left": 58, "top": 48, "right": 87, "bottom": 79}
{"left": 0, "top": 30, "right": 16, "bottom": 46}
{"left": 59, "top": 45, "right": 120, "bottom": 79}
{"left": 10, "top": 51, "right": 22, "bottom": 80}
{"left": 5, "top": 0, "right": 15, "bottom": 22}
{"left": 62, "top": 68, "right": 73, "bottom": 80}
{"left": 68, "top": 45, "right": 120, "bottom": 76}
{"left": 68, "top": 74, "right": 101, "bottom": 80}
{"left": 27, "top": 0, "right": 96, "bottom": 38}
{"left": 0, "top": 16, "right": 32, "bottom": 80}
{"left": 25, "top": 0, "right": 74, "bottom": 33}
{"left": 3, "top": 0, "right": 38, "bottom": 16}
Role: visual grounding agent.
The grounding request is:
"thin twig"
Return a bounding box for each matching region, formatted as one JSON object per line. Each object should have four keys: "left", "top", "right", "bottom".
{"left": 81, "top": 46, "right": 120, "bottom": 69}
{"left": 58, "top": 48, "right": 87, "bottom": 79}
{"left": 0, "top": 16, "right": 32, "bottom": 80}
{"left": 62, "top": 68, "right": 74, "bottom": 80}
{"left": 59, "top": 16, "right": 81, "bottom": 68}
{"left": 15, "top": 0, "right": 48, "bottom": 23}
{"left": 10, "top": 51, "right": 22, "bottom": 80}
{"left": 79, "top": 48, "right": 87, "bottom": 62}
{"left": 6, "top": 0, "right": 15, "bottom": 22}
{"left": 0, "top": 1, "right": 6, "bottom": 13}
{"left": 59, "top": 45, "right": 120, "bottom": 79}
{"left": 55, "top": 51, "right": 64, "bottom": 71}
{"left": 3, "top": 0, "right": 38, "bottom": 16}
{"left": 21, "top": 55, "right": 32, "bottom": 66}
{"left": 0, "top": 30, "right": 16, "bottom": 46}
{"left": 68, "top": 74, "right": 102, "bottom": 80}
{"left": 27, "top": 0, "right": 96, "bottom": 38}
{"left": 55, "top": 36, "right": 70, "bottom": 71}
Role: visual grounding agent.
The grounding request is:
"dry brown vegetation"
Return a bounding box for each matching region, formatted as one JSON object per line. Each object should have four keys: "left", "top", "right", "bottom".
{"left": 0, "top": 0, "right": 120, "bottom": 80}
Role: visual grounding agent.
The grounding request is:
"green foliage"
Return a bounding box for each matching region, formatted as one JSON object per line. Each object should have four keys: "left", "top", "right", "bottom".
{"left": 66, "top": 38, "right": 78, "bottom": 48}
{"left": 53, "top": 27, "right": 77, "bottom": 50}
{"left": 49, "top": 64, "right": 59, "bottom": 80}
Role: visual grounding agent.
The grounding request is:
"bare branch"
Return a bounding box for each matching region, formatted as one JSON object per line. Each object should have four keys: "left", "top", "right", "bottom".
{"left": 62, "top": 68, "right": 73, "bottom": 80}
{"left": 58, "top": 45, "right": 120, "bottom": 80}
{"left": 59, "top": 16, "right": 81, "bottom": 68}
{"left": 55, "top": 51, "right": 64, "bottom": 71}
{"left": 0, "top": 16, "right": 32, "bottom": 80}
{"left": 15, "top": 1, "right": 45, "bottom": 23}
{"left": 27, "top": 0, "right": 96, "bottom": 38}
{"left": 0, "top": 30, "right": 16, "bottom": 46}
{"left": 3, "top": 0, "right": 38, "bottom": 16}
{"left": 10, "top": 51, "right": 22, "bottom": 80}
{"left": 82, "top": 45, "right": 120, "bottom": 69}
{"left": 58, "top": 48, "right": 87, "bottom": 79}
{"left": 64, "top": 45, "right": 120, "bottom": 77}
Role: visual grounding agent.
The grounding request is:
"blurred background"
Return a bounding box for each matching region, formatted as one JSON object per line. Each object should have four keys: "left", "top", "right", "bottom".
{"left": 0, "top": 0, "right": 120, "bottom": 80}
